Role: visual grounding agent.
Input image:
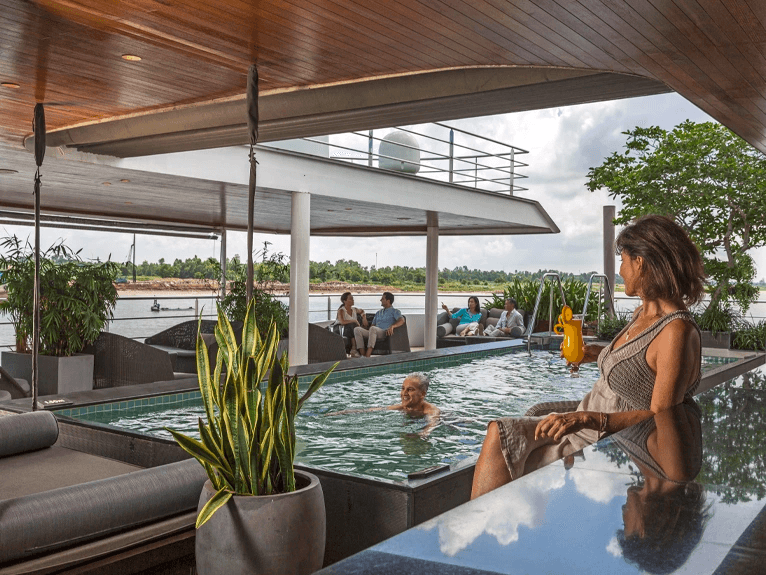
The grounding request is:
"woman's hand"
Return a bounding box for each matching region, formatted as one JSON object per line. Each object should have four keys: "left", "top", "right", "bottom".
{"left": 441, "top": 302, "right": 449, "bottom": 313}
{"left": 534, "top": 411, "right": 598, "bottom": 441}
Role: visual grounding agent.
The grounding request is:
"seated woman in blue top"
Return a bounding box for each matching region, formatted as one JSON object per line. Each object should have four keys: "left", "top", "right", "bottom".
{"left": 442, "top": 296, "right": 483, "bottom": 336}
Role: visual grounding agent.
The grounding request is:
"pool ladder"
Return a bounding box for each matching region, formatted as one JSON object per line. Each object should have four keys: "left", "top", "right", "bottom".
{"left": 525, "top": 273, "right": 568, "bottom": 355}
{"left": 524, "top": 272, "right": 616, "bottom": 355}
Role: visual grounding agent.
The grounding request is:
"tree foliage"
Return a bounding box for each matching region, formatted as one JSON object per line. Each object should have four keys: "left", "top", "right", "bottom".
{"left": 586, "top": 121, "right": 766, "bottom": 312}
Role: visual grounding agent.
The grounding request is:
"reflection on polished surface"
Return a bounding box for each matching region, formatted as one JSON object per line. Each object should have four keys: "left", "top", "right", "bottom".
{"left": 318, "top": 365, "right": 766, "bottom": 574}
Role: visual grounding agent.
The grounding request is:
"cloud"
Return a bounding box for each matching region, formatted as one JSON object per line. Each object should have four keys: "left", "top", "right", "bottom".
{"left": 418, "top": 465, "right": 566, "bottom": 556}
{"left": 606, "top": 536, "right": 623, "bottom": 557}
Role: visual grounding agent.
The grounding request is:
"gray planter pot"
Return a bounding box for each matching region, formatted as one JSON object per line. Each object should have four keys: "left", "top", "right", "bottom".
{"left": 0, "top": 351, "right": 94, "bottom": 396}
{"left": 700, "top": 331, "right": 731, "bottom": 349}
{"left": 195, "top": 470, "right": 325, "bottom": 575}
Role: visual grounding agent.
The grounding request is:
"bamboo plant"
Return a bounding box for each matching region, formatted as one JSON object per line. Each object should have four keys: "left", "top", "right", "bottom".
{"left": 168, "top": 301, "right": 336, "bottom": 528}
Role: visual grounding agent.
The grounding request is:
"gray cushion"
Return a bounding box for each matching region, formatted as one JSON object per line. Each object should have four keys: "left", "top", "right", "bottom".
{"left": 0, "top": 390, "right": 11, "bottom": 403}
{"left": 437, "top": 323, "right": 454, "bottom": 337}
{"left": 0, "top": 458, "right": 207, "bottom": 564}
{"left": 486, "top": 317, "right": 499, "bottom": 328}
{"left": 0, "top": 411, "right": 59, "bottom": 458}
{"left": 488, "top": 307, "right": 503, "bottom": 319}
{"left": 436, "top": 311, "right": 450, "bottom": 325}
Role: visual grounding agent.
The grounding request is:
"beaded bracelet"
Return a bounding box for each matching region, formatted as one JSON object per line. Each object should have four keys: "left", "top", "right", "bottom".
{"left": 599, "top": 412, "right": 608, "bottom": 434}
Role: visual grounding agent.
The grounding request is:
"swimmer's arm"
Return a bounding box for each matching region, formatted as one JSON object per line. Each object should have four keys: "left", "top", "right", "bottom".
{"left": 419, "top": 412, "right": 441, "bottom": 438}
{"left": 325, "top": 406, "right": 387, "bottom": 416}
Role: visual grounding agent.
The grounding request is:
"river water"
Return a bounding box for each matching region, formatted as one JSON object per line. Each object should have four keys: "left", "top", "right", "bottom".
{"left": 1, "top": 292, "right": 764, "bottom": 351}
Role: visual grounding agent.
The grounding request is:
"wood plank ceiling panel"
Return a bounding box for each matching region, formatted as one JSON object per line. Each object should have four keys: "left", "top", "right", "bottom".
{"left": 2, "top": 0, "right": 766, "bottom": 156}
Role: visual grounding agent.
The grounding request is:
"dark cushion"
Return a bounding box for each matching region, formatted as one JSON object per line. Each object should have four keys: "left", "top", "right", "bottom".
{"left": 436, "top": 311, "right": 450, "bottom": 325}
{"left": 0, "top": 458, "right": 207, "bottom": 564}
{"left": 0, "top": 411, "right": 59, "bottom": 458}
{"left": 488, "top": 308, "right": 504, "bottom": 319}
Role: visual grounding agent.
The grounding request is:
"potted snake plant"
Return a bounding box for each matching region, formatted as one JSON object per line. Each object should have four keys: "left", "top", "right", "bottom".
{"left": 168, "top": 301, "right": 336, "bottom": 575}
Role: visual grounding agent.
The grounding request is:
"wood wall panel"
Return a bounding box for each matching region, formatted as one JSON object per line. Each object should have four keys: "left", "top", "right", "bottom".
{"left": 1, "top": 0, "right": 766, "bottom": 153}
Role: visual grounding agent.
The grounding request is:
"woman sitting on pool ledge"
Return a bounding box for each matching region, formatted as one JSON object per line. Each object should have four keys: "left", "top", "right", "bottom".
{"left": 471, "top": 214, "right": 706, "bottom": 500}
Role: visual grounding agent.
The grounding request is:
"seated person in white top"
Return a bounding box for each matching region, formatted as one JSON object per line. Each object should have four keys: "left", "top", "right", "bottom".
{"left": 336, "top": 292, "right": 368, "bottom": 358}
{"left": 484, "top": 297, "right": 525, "bottom": 337}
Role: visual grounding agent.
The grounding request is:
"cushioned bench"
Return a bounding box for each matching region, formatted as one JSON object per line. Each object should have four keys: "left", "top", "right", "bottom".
{"left": 0, "top": 411, "right": 207, "bottom": 572}
{"left": 436, "top": 307, "right": 530, "bottom": 348}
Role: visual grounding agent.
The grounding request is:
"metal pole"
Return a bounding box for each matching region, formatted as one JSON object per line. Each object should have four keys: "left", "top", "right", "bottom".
{"left": 449, "top": 129, "right": 454, "bottom": 183}
{"left": 246, "top": 65, "right": 259, "bottom": 305}
{"left": 548, "top": 282, "right": 554, "bottom": 337}
{"left": 510, "top": 149, "right": 515, "bottom": 195}
{"left": 32, "top": 170, "right": 40, "bottom": 411}
{"left": 368, "top": 130, "right": 373, "bottom": 167}
{"left": 327, "top": 296, "right": 331, "bottom": 321}
{"left": 195, "top": 298, "right": 199, "bottom": 318}
{"left": 220, "top": 229, "right": 227, "bottom": 298}
{"left": 603, "top": 205, "right": 616, "bottom": 317}
{"left": 474, "top": 157, "right": 478, "bottom": 188}
{"left": 132, "top": 233, "right": 136, "bottom": 283}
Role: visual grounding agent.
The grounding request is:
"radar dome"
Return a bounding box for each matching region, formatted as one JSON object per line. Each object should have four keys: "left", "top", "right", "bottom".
{"left": 378, "top": 131, "right": 420, "bottom": 174}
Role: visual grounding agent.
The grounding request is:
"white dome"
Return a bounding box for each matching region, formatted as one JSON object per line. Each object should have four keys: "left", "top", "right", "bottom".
{"left": 378, "top": 131, "right": 420, "bottom": 174}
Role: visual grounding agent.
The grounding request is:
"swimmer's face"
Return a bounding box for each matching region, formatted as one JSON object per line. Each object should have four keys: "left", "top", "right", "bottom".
{"left": 400, "top": 378, "right": 425, "bottom": 409}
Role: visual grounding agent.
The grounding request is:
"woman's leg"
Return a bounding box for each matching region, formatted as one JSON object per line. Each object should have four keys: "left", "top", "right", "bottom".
{"left": 471, "top": 422, "right": 512, "bottom": 499}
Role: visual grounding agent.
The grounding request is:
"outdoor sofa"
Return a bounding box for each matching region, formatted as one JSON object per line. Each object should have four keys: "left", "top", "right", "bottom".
{"left": 0, "top": 410, "right": 206, "bottom": 574}
{"left": 145, "top": 319, "right": 243, "bottom": 373}
{"left": 436, "top": 307, "right": 531, "bottom": 348}
{"left": 332, "top": 313, "right": 411, "bottom": 355}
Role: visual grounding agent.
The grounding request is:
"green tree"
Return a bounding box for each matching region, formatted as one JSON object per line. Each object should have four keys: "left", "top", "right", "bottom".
{"left": 586, "top": 121, "right": 766, "bottom": 312}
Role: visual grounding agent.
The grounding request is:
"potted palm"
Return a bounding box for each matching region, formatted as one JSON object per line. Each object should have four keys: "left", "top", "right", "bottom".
{"left": 168, "top": 301, "right": 336, "bottom": 575}
{"left": 0, "top": 236, "right": 119, "bottom": 395}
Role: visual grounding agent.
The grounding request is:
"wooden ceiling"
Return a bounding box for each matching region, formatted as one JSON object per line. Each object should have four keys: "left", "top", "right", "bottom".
{"left": 2, "top": 1, "right": 766, "bottom": 155}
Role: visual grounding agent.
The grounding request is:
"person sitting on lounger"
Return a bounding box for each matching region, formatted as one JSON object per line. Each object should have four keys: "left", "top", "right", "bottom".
{"left": 484, "top": 298, "right": 525, "bottom": 337}
{"left": 441, "top": 296, "right": 483, "bottom": 336}
{"left": 354, "top": 292, "right": 404, "bottom": 357}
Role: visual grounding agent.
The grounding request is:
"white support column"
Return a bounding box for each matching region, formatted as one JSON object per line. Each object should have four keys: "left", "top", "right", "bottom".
{"left": 603, "top": 205, "right": 616, "bottom": 316}
{"left": 289, "top": 191, "right": 311, "bottom": 366}
{"left": 424, "top": 211, "right": 439, "bottom": 350}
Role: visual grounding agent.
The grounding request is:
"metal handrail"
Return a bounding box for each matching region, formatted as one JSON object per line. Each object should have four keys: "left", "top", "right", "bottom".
{"left": 299, "top": 122, "right": 530, "bottom": 194}
{"left": 582, "top": 273, "right": 616, "bottom": 334}
{"left": 525, "top": 273, "right": 568, "bottom": 355}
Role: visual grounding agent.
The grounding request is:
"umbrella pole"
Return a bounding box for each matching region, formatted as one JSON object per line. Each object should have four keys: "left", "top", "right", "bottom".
{"left": 246, "top": 65, "right": 259, "bottom": 305}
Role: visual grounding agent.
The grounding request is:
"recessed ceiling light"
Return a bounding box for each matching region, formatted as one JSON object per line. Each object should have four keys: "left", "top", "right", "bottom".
{"left": 1, "top": 82, "right": 20, "bottom": 89}
{"left": 120, "top": 179, "right": 130, "bottom": 183}
{"left": 102, "top": 181, "right": 111, "bottom": 185}
{"left": 0, "top": 168, "right": 19, "bottom": 174}
{"left": 344, "top": 208, "right": 352, "bottom": 211}
{"left": 327, "top": 209, "right": 334, "bottom": 212}
{"left": 121, "top": 54, "right": 142, "bottom": 62}
{"left": 124, "top": 201, "right": 133, "bottom": 205}
{"left": 396, "top": 217, "right": 411, "bottom": 220}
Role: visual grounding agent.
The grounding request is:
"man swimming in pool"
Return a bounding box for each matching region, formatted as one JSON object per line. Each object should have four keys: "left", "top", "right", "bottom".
{"left": 327, "top": 372, "right": 440, "bottom": 419}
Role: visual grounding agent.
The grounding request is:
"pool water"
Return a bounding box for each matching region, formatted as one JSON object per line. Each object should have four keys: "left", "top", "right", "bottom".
{"left": 69, "top": 351, "right": 734, "bottom": 482}
{"left": 73, "top": 350, "right": 601, "bottom": 481}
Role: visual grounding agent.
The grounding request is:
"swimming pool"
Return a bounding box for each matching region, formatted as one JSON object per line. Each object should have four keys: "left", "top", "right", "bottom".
{"left": 62, "top": 349, "right": 738, "bottom": 482}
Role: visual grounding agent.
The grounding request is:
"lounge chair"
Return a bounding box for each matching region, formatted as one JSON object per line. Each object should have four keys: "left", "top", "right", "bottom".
{"left": 0, "top": 411, "right": 206, "bottom": 574}
{"left": 277, "top": 323, "right": 348, "bottom": 364}
{"left": 332, "top": 314, "right": 411, "bottom": 355}
{"left": 84, "top": 331, "right": 179, "bottom": 388}
{"left": 145, "top": 320, "right": 243, "bottom": 373}
{"left": 0, "top": 367, "right": 29, "bottom": 403}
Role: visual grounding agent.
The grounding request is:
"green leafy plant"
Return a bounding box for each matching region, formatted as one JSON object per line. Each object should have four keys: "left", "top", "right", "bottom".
{"left": 596, "top": 310, "right": 632, "bottom": 341}
{"left": 484, "top": 277, "right": 601, "bottom": 321}
{"left": 168, "top": 301, "right": 336, "bottom": 528}
{"left": 0, "top": 235, "right": 119, "bottom": 356}
{"left": 221, "top": 242, "right": 289, "bottom": 340}
{"left": 732, "top": 320, "right": 766, "bottom": 351}
{"left": 692, "top": 304, "right": 743, "bottom": 335}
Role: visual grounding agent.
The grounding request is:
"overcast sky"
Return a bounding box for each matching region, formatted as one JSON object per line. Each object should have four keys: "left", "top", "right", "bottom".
{"left": 4, "top": 92, "right": 765, "bottom": 280}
